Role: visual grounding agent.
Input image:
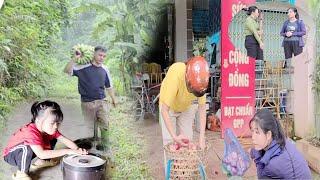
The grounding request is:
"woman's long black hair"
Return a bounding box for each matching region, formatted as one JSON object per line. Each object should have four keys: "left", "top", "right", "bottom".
{"left": 288, "top": 7, "right": 299, "bottom": 19}
{"left": 247, "top": 6, "right": 259, "bottom": 16}
{"left": 249, "top": 109, "right": 286, "bottom": 148}
{"left": 31, "top": 100, "right": 63, "bottom": 123}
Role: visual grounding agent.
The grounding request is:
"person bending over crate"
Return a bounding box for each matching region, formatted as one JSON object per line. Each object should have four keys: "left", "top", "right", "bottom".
{"left": 159, "top": 56, "right": 210, "bottom": 157}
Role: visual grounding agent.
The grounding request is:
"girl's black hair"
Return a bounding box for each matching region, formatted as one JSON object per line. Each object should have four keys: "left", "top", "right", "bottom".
{"left": 31, "top": 100, "right": 63, "bottom": 123}
{"left": 288, "top": 7, "right": 299, "bottom": 19}
{"left": 249, "top": 109, "right": 286, "bottom": 148}
{"left": 247, "top": 6, "right": 259, "bottom": 16}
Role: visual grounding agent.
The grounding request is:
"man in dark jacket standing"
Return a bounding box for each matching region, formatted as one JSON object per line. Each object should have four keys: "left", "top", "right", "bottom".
{"left": 64, "top": 46, "right": 116, "bottom": 151}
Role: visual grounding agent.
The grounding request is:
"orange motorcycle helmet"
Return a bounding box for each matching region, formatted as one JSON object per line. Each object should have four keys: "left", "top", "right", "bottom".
{"left": 185, "top": 56, "right": 210, "bottom": 97}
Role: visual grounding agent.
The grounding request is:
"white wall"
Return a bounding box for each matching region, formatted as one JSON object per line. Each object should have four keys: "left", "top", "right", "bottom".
{"left": 293, "top": 0, "right": 316, "bottom": 138}
{"left": 174, "top": 0, "right": 188, "bottom": 62}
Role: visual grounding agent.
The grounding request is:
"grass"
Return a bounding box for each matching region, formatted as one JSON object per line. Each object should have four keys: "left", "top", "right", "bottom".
{"left": 46, "top": 61, "right": 79, "bottom": 99}
{"left": 108, "top": 99, "right": 150, "bottom": 179}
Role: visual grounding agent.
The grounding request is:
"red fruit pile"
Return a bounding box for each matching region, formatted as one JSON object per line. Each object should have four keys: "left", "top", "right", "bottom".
{"left": 169, "top": 139, "right": 200, "bottom": 152}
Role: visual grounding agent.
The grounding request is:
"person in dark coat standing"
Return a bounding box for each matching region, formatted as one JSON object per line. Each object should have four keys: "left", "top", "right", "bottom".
{"left": 280, "top": 7, "right": 306, "bottom": 68}
{"left": 249, "top": 109, "right": 312, "bottom": 179}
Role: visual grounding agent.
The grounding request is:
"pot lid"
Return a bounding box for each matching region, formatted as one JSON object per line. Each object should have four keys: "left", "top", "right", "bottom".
{"left": 63, "top": 154, "right": 106, "bottom": 168}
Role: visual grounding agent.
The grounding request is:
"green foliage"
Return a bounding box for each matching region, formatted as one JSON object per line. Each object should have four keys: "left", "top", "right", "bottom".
{"left": 0, "top": 0, "right": 69, "bottom": 88}
{"left": 0, "top": 87, "right": 23, "bottom": 130}
{"left": 313, "top": 57, "right": 320, "bottom": 94}
{"left": 108, "top": 101, "right": 150, "bottom": 179}
{"left": 0, "top": 87, "right": 22, "bottom": 112}
{"left": 313, "top": 57, "right": 320, "bottom": 139}
{"left": 0, "top": 0, "right": 70, "bottom": 127}
{"left": 310, "top": 0, "right": 320, "bottom": 138}
{"left": 71, "top": 0, "right": 170, "bottom": 94}
{"left": 46, "top": 60, "right": 79, "bottom": 99}
{"left": 0, "top": 58, "right": 9, "bottom": 84}
{"left": 308, "top": 0, "right": 320, "bottom": 18}
{"left": 193, "top": 38, "right": 207, "bottom": 57}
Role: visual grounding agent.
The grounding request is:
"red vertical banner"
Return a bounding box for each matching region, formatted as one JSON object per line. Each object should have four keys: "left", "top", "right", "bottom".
{"left": 221, "top": 0, "right": 256, "bottom": 137}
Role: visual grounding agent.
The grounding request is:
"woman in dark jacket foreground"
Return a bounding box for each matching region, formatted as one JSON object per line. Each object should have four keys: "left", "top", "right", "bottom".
{"left": 249, "top": 109, "right": 311, "bottom": 179}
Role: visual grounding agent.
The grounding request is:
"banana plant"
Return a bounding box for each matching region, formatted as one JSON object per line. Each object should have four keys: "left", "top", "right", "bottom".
{"left": 74, "top": 0, "right": 169, "bottom": 93}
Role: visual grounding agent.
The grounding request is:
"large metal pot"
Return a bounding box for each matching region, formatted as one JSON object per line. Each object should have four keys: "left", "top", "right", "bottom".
{"left": 61, "top": 153, "right": 106, "bottom": 180}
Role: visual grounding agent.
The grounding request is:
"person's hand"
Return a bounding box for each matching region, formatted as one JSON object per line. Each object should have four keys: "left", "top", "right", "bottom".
{"left": 199, "top": 137, "right": 205, "bottom": 150}
{"left": 72, "top": 50, "right": 81, "bottom": 61}
{"left": 69, "top": 148, "right": 88, "bottom": 155}
{"left": 76, "top": 148, "right": 88, "bottom": 155}
{"left": 286, "top": 31, "right": 292, "bottom": 37}
{"left": 259, "top": 43, "right": 264, "bottom": 50}
{"left": 173, "top": 134, "right": 189, "bottom": 147}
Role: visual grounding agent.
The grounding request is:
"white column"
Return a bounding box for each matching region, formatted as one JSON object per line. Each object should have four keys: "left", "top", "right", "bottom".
{"left": 174, "top": 0, "right": 188, "bottom": 62}
{"left": 293, "top": 0, "right": 316, "bottom": 137}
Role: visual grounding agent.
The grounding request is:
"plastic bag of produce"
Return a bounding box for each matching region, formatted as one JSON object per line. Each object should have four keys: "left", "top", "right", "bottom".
{"left": 222, "top": 128, "right": 250, "bottom": 177}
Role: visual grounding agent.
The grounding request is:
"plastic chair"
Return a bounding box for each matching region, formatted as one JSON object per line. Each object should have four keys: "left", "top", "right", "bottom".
{"left": 149, "top": 63, "right": 162, "bottom": 84}
{"left": 142, "top": 63, "right": 150, "bottom": 74}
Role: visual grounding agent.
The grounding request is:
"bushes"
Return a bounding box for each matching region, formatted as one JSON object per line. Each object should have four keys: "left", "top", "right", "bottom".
{"left": 0, "top": 0, "right": 70, "bottom": 127}
{"left": 0, "top": 87, "right": 22, "bottom": 129}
